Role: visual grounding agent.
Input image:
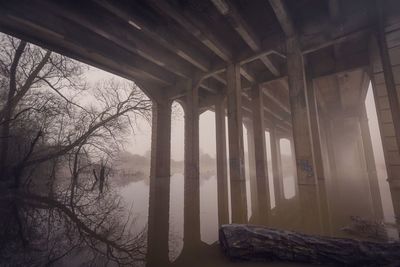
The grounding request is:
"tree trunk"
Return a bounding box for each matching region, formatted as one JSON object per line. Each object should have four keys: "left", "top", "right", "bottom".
{"left": 219, "top": 224, "right": 400, "bottom": 266}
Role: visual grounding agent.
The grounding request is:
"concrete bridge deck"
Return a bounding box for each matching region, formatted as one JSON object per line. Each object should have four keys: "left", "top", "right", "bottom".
{"left": 1, "top": 0, "right": 400, "bottom": 266}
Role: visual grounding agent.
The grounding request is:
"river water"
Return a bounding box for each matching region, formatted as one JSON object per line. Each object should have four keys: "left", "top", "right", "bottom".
{"left": 117, "top": 168, "right": 398, "bottom": 267}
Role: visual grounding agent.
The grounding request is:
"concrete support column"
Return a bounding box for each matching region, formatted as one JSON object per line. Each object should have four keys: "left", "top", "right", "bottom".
{"left": 226, "top": 63, "right": 247, "bottom": 223}
{"left": 245, "top": 120, "right": 258, "bottom": 223}
{"left": 286, "top": 37, "right": 317, "bottom": 185}
{"left": 369, "top": 34, "right": 400, "bottom": 223}
{"left": 183, "top": 79, "right": 200, "bottom": 249}
{"left": 305, "top": 66, "right": 325, "bottom": 180}
{"left": 150, "top": 100, "right": 172, "bottom": 179}
{"left": 289, "top": 137, "right": 297, "bottom": 180}
{"left": 215, "top": 95, "right": 229, "bottom": 225}
{"left": 376, "top": 5, "right": 400, "bottom": 225}
{"left": 305, "top": 68, "right": 331, "bottom": 234}
{"left": 286, "top": 37, "right": 321, "bottom": 234}
{"left": 359, "top": 104, "right": 384, "bottom": 219}
{"left": 147, "top": 99, "right": 172, "bottom": 267}
{"left": 324, "top": 120, "right": 337, "bottom": 178}
{"left": 250, "top": 84, "right": 270, "bottom": 223}
{"left": 270, "top": 127, "right": 283, "bottom": 205}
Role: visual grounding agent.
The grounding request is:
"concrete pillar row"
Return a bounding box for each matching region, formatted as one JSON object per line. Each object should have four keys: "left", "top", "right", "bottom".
{"left": 147, "top": 98, "right": 172, "bottom": 267}
{"left": 226, "top": 63, "right": 248, "bottom": 223}
{"left": 215, "top": 95, "right": 229, "bottom": 226}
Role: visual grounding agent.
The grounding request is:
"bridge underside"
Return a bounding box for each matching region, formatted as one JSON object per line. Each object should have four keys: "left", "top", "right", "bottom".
{"left": 2, "top": 0, "right": 400, "bottom": 266}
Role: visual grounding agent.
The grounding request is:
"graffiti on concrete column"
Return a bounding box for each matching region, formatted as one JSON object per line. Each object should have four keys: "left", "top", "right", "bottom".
{"left": 297, "top": 159, "right": 314, "bottom": 177}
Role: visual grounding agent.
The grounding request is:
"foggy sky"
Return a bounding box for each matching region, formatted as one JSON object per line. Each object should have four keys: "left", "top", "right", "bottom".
{"left": 85, "top": 66, "right": 383, "bottom": 163}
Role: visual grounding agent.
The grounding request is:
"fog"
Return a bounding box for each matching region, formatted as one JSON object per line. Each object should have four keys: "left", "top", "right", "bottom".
{"left": 85, "top": 67, "right": 295, "bottom": 161}
{"left": 3, "top": 39, "right": 397, "bottom": 266}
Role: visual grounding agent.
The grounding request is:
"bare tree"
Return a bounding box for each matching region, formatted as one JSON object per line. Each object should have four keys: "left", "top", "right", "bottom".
{"left": 0, "top": 33, "right": 151, "bottom": 266}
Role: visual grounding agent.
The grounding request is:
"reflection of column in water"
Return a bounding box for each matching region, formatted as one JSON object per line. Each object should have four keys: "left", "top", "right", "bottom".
{"left": 147, "top": 177, "right": 170, "bottom": 267}
{"left": 168, "top": 174, "right": 184, "bottom": 261}
{"left": 199, "top": 175, "right": 219, "bottom": 244}
{"left": 183, "top": 176, "right": 200, "bottom": 251}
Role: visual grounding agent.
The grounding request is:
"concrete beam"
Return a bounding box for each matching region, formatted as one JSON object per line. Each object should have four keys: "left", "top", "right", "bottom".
{"left": 94, "top": 0, "right": 212, "bottom": 72}
{"left": 268, "top": 0, "right": 296, "bottom": 37}
{"left": 0, "top": 1, "right": 177, "bottom": 86}
{"left": 301, "top": 28, "right": 370, "bottom": 55}
{"left": 211, "top": 0, "right": 280, "bottom": 76}
{"left": 147, "top": 0, "right": 232, "bottom": 62}
{"left": 38, "top": 0, "right": 196, "bottom": 79}
{"left": 263, "top": 87, "right": 291, "bottom": 114}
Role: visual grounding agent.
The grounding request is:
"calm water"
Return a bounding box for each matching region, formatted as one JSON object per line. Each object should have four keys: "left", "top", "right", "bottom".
{"left": 117, "top": 169, "right": 398, "bottom": 267}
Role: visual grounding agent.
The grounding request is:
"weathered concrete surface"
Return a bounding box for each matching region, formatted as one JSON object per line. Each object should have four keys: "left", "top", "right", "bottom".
{"left": 227, "top": 63, "right": 248, "bottom": 224}
{"left": 215, "top": 95, "right": 229, "bottom": 226}
{"left": 183, "top": 79, "right": 201, "bottom": 249}
{"left": 359, "top": 104, "right": 384, "bottom": 220}
{"left": 286, "top": 36, "right": 316, "bottom": 186}
{"left": 250, "top": 84, "right": 270, "bottom": 224}
{"left": 270, "top": 127, "right": 283, "bottom": 206}
{"left": 150, "top": 99, "right": 172, "bottom": 178}
{"left": 147, "top": 99, "right": 172, "bottom": 267}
